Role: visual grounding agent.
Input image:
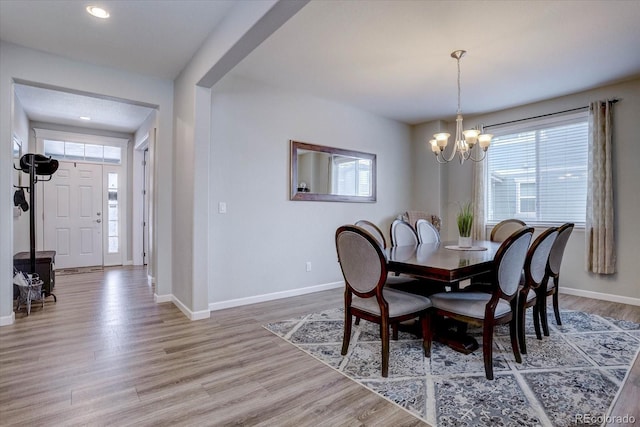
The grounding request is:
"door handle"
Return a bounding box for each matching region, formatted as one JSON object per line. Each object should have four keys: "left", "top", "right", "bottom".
{"left": 96, "top": 219, "right": 102, "bottom": 223}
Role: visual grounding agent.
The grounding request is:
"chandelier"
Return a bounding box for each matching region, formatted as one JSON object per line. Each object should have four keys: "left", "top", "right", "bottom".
{"left": 430, "top": 50, "right": 492, "bottom": 164}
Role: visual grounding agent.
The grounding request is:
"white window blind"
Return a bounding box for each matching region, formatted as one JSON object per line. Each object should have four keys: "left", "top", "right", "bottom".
{"left": 485, "top": 110, "right": 588, "bottom": 226}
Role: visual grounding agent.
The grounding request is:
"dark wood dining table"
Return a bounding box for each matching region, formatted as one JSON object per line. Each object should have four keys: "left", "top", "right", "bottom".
{"left": 387, "top": 240, "right": 502, "bottom": 284}
{"left": 386, "top": 240, "right": 502, "bottom": 353}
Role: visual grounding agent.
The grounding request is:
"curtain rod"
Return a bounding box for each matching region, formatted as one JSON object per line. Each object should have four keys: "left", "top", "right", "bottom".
{"left": 483, "top": 98, "right": 619, "bottom": 130}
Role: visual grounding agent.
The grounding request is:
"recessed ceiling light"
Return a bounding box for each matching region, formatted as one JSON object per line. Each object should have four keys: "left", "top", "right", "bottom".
{"left": 86, "top": 6, "right": 110, "bottom": 19}
{"left": 80, "top": 116, "right": 91, "bottom": 121}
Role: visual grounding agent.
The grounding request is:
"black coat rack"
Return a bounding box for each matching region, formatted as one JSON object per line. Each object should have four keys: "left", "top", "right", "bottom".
{"left": 13, "top": 153, "right": 59, "bottom": 274}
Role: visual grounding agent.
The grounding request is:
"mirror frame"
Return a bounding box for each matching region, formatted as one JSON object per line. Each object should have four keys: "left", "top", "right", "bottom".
{"left": 290, "top": 140, "right": 376, "bottom": 202}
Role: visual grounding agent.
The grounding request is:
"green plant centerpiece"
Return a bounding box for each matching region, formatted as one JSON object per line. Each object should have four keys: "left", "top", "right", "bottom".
{"left": 456, "top": 201, "right": 473, "bottom": 247}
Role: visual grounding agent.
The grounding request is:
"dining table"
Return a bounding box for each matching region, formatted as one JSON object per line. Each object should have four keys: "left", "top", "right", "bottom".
{"left": 387, "top": 240, "right": 501, "bottom": 284}
{"left": 386, "top": 240, "right": 503, "bottom": 353}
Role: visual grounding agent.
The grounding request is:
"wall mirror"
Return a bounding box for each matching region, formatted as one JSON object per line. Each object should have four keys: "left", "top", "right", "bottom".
{"left": 290, "top": 140, "right": 376, "bottom": 202}
{"left": 13, "top": 135, "right": 22, "bottom": 187}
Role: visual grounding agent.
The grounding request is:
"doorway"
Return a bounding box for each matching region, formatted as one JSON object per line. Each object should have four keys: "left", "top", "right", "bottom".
{"left": 42, "top": 161, "right": 103, "bottom": 268}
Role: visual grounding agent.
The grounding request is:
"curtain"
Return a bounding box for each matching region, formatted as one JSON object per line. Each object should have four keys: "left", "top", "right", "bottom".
{"left": 471, "top": 159, "right": 486, "bottom": 240}
{"left": 585, "top": 100, "right": 616, "bottom": 274}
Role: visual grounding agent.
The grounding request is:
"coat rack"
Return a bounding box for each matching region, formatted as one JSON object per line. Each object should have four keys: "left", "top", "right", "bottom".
{"left": 13, "top": 153, "right": 59, "bottom": 278}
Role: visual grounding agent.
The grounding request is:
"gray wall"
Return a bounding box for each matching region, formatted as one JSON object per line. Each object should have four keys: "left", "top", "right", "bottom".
{"left": 209, "top": 74, "right": 413, "bottom": 303}
{"left": 433, "top": 78, "right": 640, "bottom": 301}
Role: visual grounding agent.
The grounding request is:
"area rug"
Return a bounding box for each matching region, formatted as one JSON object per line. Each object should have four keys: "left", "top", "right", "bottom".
{"left": 264, "top": 308, "right": 640, "bottom": 427}
{"left": 56, "top": 266, "right": 104, "bottom": 276}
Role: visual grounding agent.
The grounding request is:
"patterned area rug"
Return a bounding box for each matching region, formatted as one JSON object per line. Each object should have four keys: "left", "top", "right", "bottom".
{"left": 264, "top": 308, "right": 640, "bottom": 426}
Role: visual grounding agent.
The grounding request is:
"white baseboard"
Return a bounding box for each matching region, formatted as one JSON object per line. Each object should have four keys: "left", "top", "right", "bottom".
{"left": 0, "top": 312, "right": 15, "bottom": 326}
{"left": 559, "top": 286, "right": 640, "bottom": 306}
{"left": 154, "top": 293, "right": 210, "bottom": 321}
{"left": 209, "top": 281, "right": 343, "bottom": 312}
{"left": 154, "top": 293, "right": 172, "bottom": 303}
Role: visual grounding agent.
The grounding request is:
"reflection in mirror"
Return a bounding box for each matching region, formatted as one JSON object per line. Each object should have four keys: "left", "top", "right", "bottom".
{"left": 290, "top": 141, "right": 376, "bottom": 202}
{"left": 13, "top": 135, "right": 22, "bottom": 187}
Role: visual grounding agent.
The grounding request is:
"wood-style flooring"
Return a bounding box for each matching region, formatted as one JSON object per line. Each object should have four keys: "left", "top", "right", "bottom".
{"left": 0, "top": 266, "right": 638, "bottom": 426}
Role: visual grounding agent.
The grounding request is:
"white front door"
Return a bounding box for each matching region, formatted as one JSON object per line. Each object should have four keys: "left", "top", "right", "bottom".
{"left": 43, "top": 161, "right": 103, "bottom": 268}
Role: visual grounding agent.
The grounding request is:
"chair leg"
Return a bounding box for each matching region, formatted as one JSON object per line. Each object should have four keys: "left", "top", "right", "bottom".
{"left": 355, "top": 317, "right": 360, "bottom": 325}
{"left": 553, "top": 278, "right": 562, "bottom": 326}
{"left": 482, "top": 323, "right": 495, "bottom": 380}
{"left": 539, "top": 297, "right": 550, "bottom": 337}
{"left": 509, "top": 318, "right": 522, "bottom": 364}
{"left": 422, "top": 314, "right": 431, "bottom": 357}
{"left": 341, "top": 310, "right": 352, "bottom": 356}
{"left": 518, "top": 297, "right": 527, "bottom": 354}
{"left": 533, "top": 303, "right": 542, "bottom": 340}
{"left": 381, "top": 318, "right": 390, "bottom": 377}
{"left": 392, "top": 323, "right": 398, "bottom": 340}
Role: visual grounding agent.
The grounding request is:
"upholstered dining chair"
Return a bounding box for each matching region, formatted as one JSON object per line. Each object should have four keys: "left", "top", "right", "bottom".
{"left": 336, "top": 225, "right": 432, "bottom": 377}
{"left": 491, "top": 218, "right": 527, "bottom": 242}
{"left": 425, "top": 227, "right": 534, "bottom": 380}
{"left": 538, "top": 223, "right": 574, "bottom": 335}
{"left": 390, "top": 219, "right": 419, "bottom": 247}
{"left": 415, "top": 219, "right": 441, "bottom": 244}
{"left": 517, "top": 227, "right": 558, "bottom": 354}
{"left": 465, "top": 218, "right": 527, "bottom": 290}
{"left": 355, "top": 220, "right": 387, "bottom": 249}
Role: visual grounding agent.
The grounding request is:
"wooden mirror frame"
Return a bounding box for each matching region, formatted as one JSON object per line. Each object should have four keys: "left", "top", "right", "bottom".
{"left": 290, "top": 140, "right": 376, "bottom": 202}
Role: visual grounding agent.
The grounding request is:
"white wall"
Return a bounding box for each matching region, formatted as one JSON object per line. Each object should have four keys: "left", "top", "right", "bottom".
{"left": 12, "top": 94, "right": 29, "bottom": 254}
{"left": 208, "top": 75, "right": 412, "bottom": 303}
{"left": 432, "top": 78, "right": 640, "bottom": 301}
{"left": 0, "top": 41, "right": 174, "bottom": 324}
{"left": 171, "top": 0, "right": 306, "bottom": 318}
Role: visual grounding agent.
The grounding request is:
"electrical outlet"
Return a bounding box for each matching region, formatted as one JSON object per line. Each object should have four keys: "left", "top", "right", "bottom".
{"left": 305, "top": 261, "right": 312, "bottom": 272}
{"left": 218, "top": 202, "right": 227, "bottom": 214}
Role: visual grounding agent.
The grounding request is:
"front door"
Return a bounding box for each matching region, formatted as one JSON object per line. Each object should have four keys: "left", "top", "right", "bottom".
{"left": 43, "top": 161, "right": 103, "bottom": 268}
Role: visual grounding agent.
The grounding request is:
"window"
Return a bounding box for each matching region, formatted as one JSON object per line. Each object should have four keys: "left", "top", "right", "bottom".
{"left": 44, "top": 139, "right": 122, "bottom": 164}
{"left": 107, "top": 172, "right": 119, "bottom": 254}
{"left": 332, "top": 156, "right": 372, "bottom": 197}
{"left": 485, "top": 111, "right": 588, "bottom": 226}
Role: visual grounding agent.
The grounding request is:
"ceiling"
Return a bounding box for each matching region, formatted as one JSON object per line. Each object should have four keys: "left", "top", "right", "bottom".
{"left": 2, "top": 0, "right": 640, "bottom": 131}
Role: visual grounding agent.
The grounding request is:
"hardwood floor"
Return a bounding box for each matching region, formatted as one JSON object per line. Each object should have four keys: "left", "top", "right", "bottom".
{"left": 0, "top": 266, "right": 638, "bottom": 426}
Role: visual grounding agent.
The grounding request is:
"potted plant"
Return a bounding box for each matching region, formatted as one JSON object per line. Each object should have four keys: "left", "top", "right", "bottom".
{"left": 456, "top": 201, "right": 473, "bottom": 247}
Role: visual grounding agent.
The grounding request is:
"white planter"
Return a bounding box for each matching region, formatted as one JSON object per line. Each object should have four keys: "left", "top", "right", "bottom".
{"left": 458, "top": 236, "right": 472, "bottom": 248}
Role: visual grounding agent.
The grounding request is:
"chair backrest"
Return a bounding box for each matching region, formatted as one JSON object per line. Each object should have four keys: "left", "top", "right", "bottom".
{"left": 524, "top": 227, "right": 558, "bottom": 288}
{"left": 354, "top": 220, "right": 387, "bottom": 249}
{"left": 548, "top": 223, "right": 575, "bottom": 276}
{"left": 390, "top": 219, "right": 419, "bottom": 247}
{"left": 415, "top": 219, "right": 440, "bottom": 244}
{"left": 494, "top": 227, "right": 534, "bottom": 297}
{"left": 335, "top": 225, "right": 387, "bottom": 295}
{"left": 491, "top": 218, "right": 527, "bottom": 242}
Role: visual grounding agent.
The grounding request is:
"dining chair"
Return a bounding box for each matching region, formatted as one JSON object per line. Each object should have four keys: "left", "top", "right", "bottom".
{"left": 353, "top": 221, "right": 420, "bottom": 332}
{"left": 490, "top": 218, "right": 527, "bottom": 242}
{"left": 390, "top": 219, "right": 419, "bottom": 247}
{"left": 336, "top": 225, "right": 432, "bottom": 377}
{"left": 465, "top": 218, "right": 527, "bottom": 291}
{"left": 354, "top": 220, "right": 387, "bottom": 249}
{"left": 415, "top": 219, "right": 441, "bottom": 244}
{"left": 517, "top": 227, "right": 558, "bottom": 354}
{"left": 538, "top": 223, "right": 574, "bottom": 335}
{"left": 425, "top": 227, "right": 534, "bottom": 380}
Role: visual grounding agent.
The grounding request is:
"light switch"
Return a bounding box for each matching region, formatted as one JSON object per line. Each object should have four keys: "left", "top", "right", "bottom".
{"left": 218, "top": 202, "right": 227, "bottom": 214}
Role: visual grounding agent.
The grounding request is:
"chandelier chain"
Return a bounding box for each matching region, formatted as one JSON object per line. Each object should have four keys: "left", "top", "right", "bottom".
{"left": 456, "top": 56, "right": 462, "bottom": 115}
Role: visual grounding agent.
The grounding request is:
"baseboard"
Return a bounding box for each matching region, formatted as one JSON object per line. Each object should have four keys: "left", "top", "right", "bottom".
{"left": 0, "top": 312, "right": 15, "bottom": 326}
{"left": 209, "top": 281, "right": 343, "bottom": 312}
{"left": 560, "top": 286, "right": 640, "bottom": 306}
{"left": 154, "top": 293, "right": 172, "bottom": 303}
{"left": 154, "top": 293, "right": 210, "bottom": 321}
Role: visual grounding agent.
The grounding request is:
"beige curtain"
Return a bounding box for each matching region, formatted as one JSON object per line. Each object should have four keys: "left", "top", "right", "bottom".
{"left": 585, "top": 100, "right": 616, "bottom": 274}
{"left": 471, "top": 159, "right": 486, "bottom": 240}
